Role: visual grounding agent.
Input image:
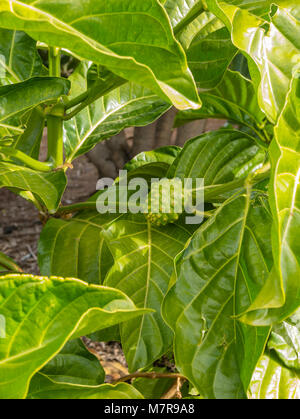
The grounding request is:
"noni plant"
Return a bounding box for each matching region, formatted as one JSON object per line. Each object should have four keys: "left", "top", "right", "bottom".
{"left": 0, "top": 0, "right": 299, "bottom": 400}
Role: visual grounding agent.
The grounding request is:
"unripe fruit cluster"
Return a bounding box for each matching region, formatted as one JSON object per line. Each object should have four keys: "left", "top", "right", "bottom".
{"left": 145, "top": 179, "right": 182, "bottom": 226}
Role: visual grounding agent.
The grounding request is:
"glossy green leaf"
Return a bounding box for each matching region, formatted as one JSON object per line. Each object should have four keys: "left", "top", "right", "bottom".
{"left": 40, "top": 339, "right": 105, "bottom": 386}
{"left": 64, "top": 62, "right": 171, "bottom": 162}
{"left": 0, "top": 30, "right": 47, "bottom": 146}
{"left": 38, "top": 211, "right": 116, "bottom": 284}
{"left": 0, "top": 0, "right": 200, "bottom": 110}
{"left": 27, "top": 374, "right": 144, "bottom": 399}
{"left": 249, "top": 354, "right": 300, "bottom": 399}
{"left": 207, "top": 2, "right": 300, "bottom": 122}
{"left": 164, "top": 0, "right": 204, "bottom": 29}
{"left": 0, "top": 77, "right": 70, "bottom": 134}
{"left": 168, "top": 129, "right": 266, "bottom": 187}
{"left": 0, "top": 274, "right": 148, "bottom": 399}
{"left": 249, "top": 308, "right": 300, "bottom": 399}
{"left": 163, "top": 193, "right": 272, "bottom": 398}
{"left": 164, "top": 1, "right": 236, "bottom": 89}
{"left": 185, "top": 25, "right": 237, "bottom": 89}
{"left": 268, "top": 311, "right": 300, "bottom": 371}
{"left": 175, "top": 70, "right": 265, "bottom": 136}
{"left": 241, "top": 74, "right": 300, "bottom": 325}
{"left": 0, "top": 162, "right": 67, "bottom": 213}
{"left": 104, "top": 214, "right": 194, "bottom": 371}
{"left": 0, "top": 29, "right": 46, "bottom": 85}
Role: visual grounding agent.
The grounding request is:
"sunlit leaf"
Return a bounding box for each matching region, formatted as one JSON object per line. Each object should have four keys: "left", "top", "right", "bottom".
{"left": 0, "top": 274, "right": 147, "bottom": 399}
{"left": 0, "top": 29, "right": 46, "bottom": 85}
{"left": 241, "top": 73, "right": 300, "bottom": 325}
{"left": 104, "top": 214, "right": 194, "bottom": 371}
{"left": 0, "top": 162, "right": 67, "bottom": 213}
{"left": 0, "top": 0, "right": 200, "bottom": 110}
{"left": 163, "top": 193, "right": 272, "bottom": 398}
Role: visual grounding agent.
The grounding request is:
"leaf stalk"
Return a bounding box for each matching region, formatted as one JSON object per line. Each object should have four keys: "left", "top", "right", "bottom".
{"left": 0, "top": 146, "right": 53, "bottom": 172}
{"left": 47, "top": 47, "right": 64, "bottom": 167}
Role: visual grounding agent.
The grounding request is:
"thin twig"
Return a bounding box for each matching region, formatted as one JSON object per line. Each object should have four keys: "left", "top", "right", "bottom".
{"left": 161, "top": 377, "right": 186, "bottom": 399}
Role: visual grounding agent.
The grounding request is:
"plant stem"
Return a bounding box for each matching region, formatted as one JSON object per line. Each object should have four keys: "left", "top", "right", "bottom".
{"left": 161, "top": 377, "right": 186, "bottom": 399}
{"left": 173, "top": 2, "right": 204, "bottom": 35}
{"left": 47, "top": 47, "right": 64, "bottom": 167}
{"left": 0, "top": 147, "right": 53, "bottom": 172}
{"left": 56, "top": 202, "right": 98, "bottom": 215}
{"left": 115, "top": 372, "right": 186, "bottom": 383}
{"left": 64, "top": 90, "right": 90, "bottom": 111}
{"left": 63, "top": 75, "right": 126, "bottom": 120}
{"left": 48, "top": 47, "right": 61, "bottom": 77}
{"left": 47, "top": 114, "right": 64, "bottom": 167}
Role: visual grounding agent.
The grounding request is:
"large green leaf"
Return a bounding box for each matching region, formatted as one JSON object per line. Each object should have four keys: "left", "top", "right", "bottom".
{"left": 164, "top": 1, "right": 237, "bottom": 89}
{"left": 0, "top": 30, "right": 47, "bottom": 145}
{"left": 64, "top": 62, "right": 171, "bottom": 162}
{"left": 163, "top": 193, "right": 272, "bottom": 398}
{"left": 0, "top": 29, "right": 46, "bottom": 85}
{"left": 0, "top": 0, "right": 200, "bottom": 110}
{"left": 168, "top": 129, "right": 266, "bottom": 188}
{"left": 175, "top": 70, "right": 266, "bottom": 136}
{"left": 0, "top": 77, "right": 70, "bottom": 134}
{"left": 241, "top": 74, "right": 300, "bottom": 325}
{"left": 0, "top": 162, "right": 67, "bottom": 213}
{"left": 40, "top": 339, "right": 105, "bottom": 386}
{"left": 0, "top": 274, "right": 147, "bottom": 399}
{"left": 38, "top": 211, "right": 116, "bottom": 284}
{"left": 185, "top": 25, "right": 237, "bottom": 89}
{"left": 104, "top": 214, "right": 194, "bottom": 372}
{"left": 249, "top": 354, "right": 300, "bottom": 399}
{"left": 207, "top": 1, "right": 300, "bottom": 122}
{"left": 27, "top": 374, "right": 144, "bottom": 399}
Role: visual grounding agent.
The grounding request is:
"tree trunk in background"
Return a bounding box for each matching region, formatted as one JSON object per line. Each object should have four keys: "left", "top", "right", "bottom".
{"left": 175, "top": 120, "right": 207, "bottom": 147}
{"left": 155, "top": 108, "right": 178, "bottom": 148}
{"left": 87, "top": 108, "right": 225, "bottom": 178}
{"left": 131, "top": 123, "right": 157, "bottom": 156}
{"left": 88, "top": 131, "right": 129, "bottom": 178}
